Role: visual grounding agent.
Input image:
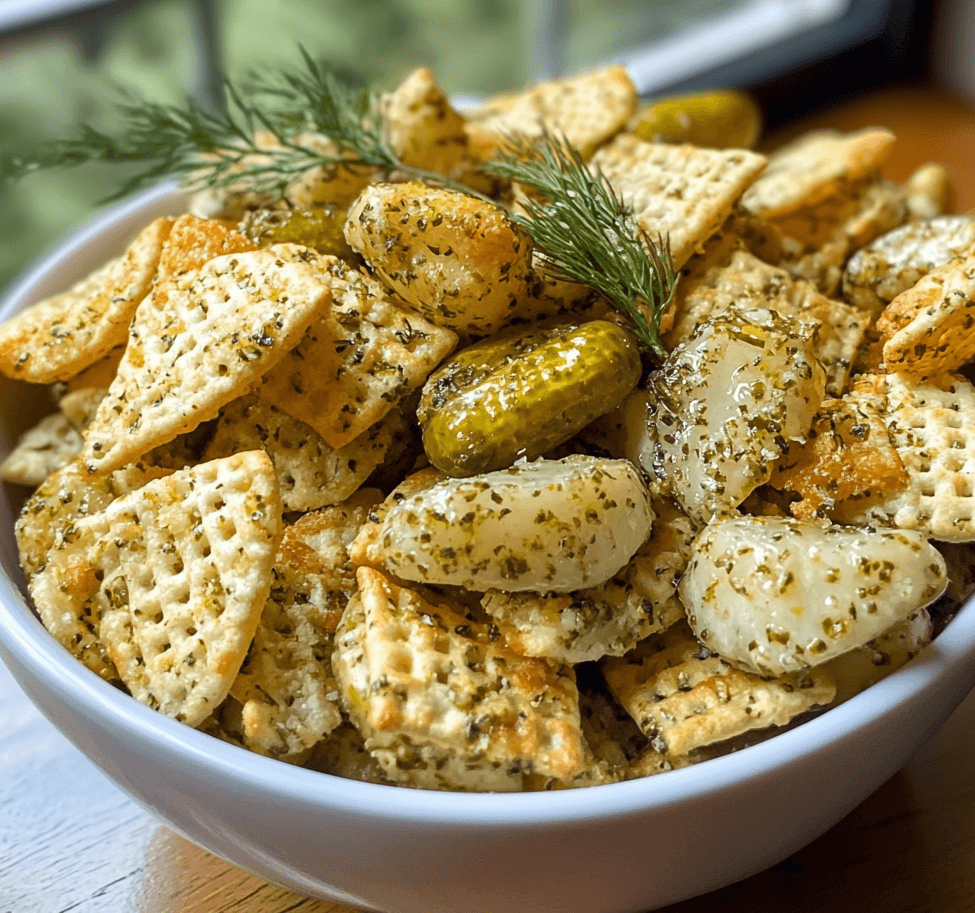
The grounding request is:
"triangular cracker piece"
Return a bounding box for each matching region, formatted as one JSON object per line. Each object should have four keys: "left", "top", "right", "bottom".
{"left": 877, "top": 254, "right": 975, "bottom": 381}
{"left": 465, "top": 65, "right": 637, "bottom": 161}
{"left": 259, "top": 256, "right": 457, "bottom": 448}
{"left": 230, "top": 492, "right": 380, "bottom": 762}
{"left": 82, "top": 244, "right": 333, "bottom": 474}
{"left": 203, "top": 393, "right": 406, "bottom": 512}
{"left": 740, "top": 127, "right": 895, "bottom": 218}
{"left": 156, "top": 212, "right": 258, "bottom": 283}
{"left": 54, "top": 451, "right": 280, "bottom": 725}
{"left": 18, "top": 459, "right": 173, "bottom": 678}
{"left": 0, "top": 217, "right": 173, "bottom": 383}
{"left": 333, "top": 567, "right": 586, "bottom": 791}
{"left": 589, "top": 135, "right": 767, "bottom": 270}
{"left": 601, "top": 622, "right": 835, "bottom": 756}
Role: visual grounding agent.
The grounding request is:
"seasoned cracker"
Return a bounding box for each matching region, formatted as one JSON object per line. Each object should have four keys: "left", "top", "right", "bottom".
{"left": 465, "top": 65, "right": 637, "bottom": 161}
{"left": 259, "top": 256, "right": 457, "bottom": 448}
{"left": 82, "top": 244, "right": 333, "bottom": 474}
{"left": 878, "top": 254, "right": 975, "bottom": 381}
{"left": 380, "top": 67, "right": 468, "bottom": 177}
{"left": 740, "top": 127, "right": 895, "bottom": 218}
{"left": 836, "top": 373, "right": 975, "bottom": 541}
{"left": 231, "top": 493, "right": 379, "bottom": 761}
{"left": 770, "top": 396, "right": 908, "bottom": 520}
{"left": 63, "top": 345, "right": 125, "bottom": 393}
{"left": 87, "top": 451, "right": 281, "bottom": 725}
{"left": 601, "top": 622, "right": 835, "bottom": 756}
{"left": 156, "top": 212, "right": 258, "bottom": 283}
{"left": 905, "top": 163, "right": 952, "bottom": 220}
{"left": 0, "top": 410, "right": 84, "bottom": 487}
{"left": 333, "top": 567, "right": 586, "bottom": 790}
{"left": 842, "top": 215, "right": 975, "bottom": 316}
{"left": 589, "top": 135, "right": 767, "bottom": 270}
{"left": 0, "top": 217, "right": 173, "bottom": 384}
{"left": 203, "top": 393, "right": 405, "bottom": 512}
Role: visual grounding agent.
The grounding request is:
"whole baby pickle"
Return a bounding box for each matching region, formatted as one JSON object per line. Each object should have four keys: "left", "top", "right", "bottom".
{"left": 630, "top": 90, "right": 762, "bottom": 149}
{"left": 418, "top": 319, "right": 642, "bottom": 477}
{"left": 238, "top": 206, "right": 358, "bottom": 261}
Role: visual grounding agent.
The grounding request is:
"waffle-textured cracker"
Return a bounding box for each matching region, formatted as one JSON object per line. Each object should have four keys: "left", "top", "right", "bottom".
{"left": 333, "top": 567, "right": 586, "bottom": 791}
{"left": 82, "top": 244, "right": 333, "bottom": 473}
{"left": 0, "top": 217, "right": 173, "bottom": 383}
{"left": 231, "top": 492, "right": 379, "bottom": 761}
{"left": 601, "top": 622, "right": 835, "bottom": 756}
{"left": 589, "top": 135, "right": 767, "bottom": 270}
{"left": 203, "top": 393, "right": 404, "bottom": 512}
{"left": 89, "top": 451, "right": 281, "bottom": 725}
{"left": 740, "top": 127, "right": 895, "bottom": 218}
{"left": 837, "top": 373, "right": 975, "bottom": 541}
{"left": 465, "top": 65, "right": 637, "bottom": 161}
{"left": 259, "top": 255, "right": 457, "bottom": 448}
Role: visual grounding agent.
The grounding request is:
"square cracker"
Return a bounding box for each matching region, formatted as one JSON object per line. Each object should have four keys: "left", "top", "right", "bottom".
{"left": 0, "top": 217, "right": 173, "bottom": 384}
{"left": 836, "top": 373, "right": 975, "bottom": 541}
{"left": 740, "top": 127, "right": 896, "bottom": 218}
{"left": 82, "top": 244, "right": 333, "bottom": 474}
{"left": 465, "top": 65, "right": 637, "bottom": 161}
{"left": 88, "top": 451, "right": 280, "bottom": 725}
{"left": 589, "top": 134, "right": 767, "bottom": 270}
{"left": 202, "top": 393, "right": 405, "bottom": 513}
{"left": 258, "top": 257, "right": 457, "bottom": 449}
{"left": 601, "top": 622, "right": 835, "bottom": 756}
{"left": 230, "top": 492, "right": 380, "bottom": 762}
{"left": 333, "top": 567, "right": 586, "bottom": 791}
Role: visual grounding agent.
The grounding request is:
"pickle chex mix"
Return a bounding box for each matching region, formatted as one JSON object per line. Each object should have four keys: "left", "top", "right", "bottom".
{"left": 0, "top": 61, "right": 973, "bottom": 790}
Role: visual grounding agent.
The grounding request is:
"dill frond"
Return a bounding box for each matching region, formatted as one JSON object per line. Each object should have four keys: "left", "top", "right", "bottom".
{"left": 483, "top": 132, "right": 678, "bottom": 359}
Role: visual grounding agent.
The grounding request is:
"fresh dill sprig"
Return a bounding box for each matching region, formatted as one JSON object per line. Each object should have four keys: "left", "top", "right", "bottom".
{"left": 483, "top": 132, "right": 677, "bottom": 359}
{"left": 0, "top": 49, "right": 477, "bottom": 203}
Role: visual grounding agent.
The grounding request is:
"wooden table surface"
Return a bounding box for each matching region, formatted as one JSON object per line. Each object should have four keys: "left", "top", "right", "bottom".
{"left": 3, "top": 82, "right": 975, "bottom": 913}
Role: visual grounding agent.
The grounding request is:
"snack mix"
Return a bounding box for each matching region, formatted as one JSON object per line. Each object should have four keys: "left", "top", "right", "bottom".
{"left": 2, "top": 64, "right": 974, "bottom": 791}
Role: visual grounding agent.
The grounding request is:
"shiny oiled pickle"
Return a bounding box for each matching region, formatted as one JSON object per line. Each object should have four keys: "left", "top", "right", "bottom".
{"left": 417, "top": 319, "right": 642, "bottom": 477}
{"left": 238, "top": 206, "right": 358, "bottom": 261}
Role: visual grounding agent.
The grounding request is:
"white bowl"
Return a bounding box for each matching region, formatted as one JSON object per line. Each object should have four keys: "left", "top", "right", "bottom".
{"left": 2, "top": 187, "right": 975, "bottom": 913}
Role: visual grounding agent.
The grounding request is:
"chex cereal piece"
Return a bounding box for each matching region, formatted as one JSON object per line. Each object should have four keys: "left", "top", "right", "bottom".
{"left": 203, "top": 393, "right": 405, "bottom": 512}
{"left": 0, "top": 217, "right": 173, "bottom": 384}
{"left": 345, "top": 182, "right": 534, "bottom": 336}
{"left": 589, "top": 135, "right": 767, "bottom": 270}
{"left": 770, "top": 395, "right": 908, "bottom": 520}
{"left": 464, "top": 65, "right": 637, "bottom": 161}
{"left": 836, "top": 373, "right": 975, "bottom": 541}
{"left": 333, "top": 567, "right": 586, "bottom": 790}
{"left": 601, "top": 622, "right": 835, "bottom": 756}
{"left": 259, "top": 256, "right": 457, "bottom": 448}
{"left": 844, "top": 215, "right": 975, "bottom": 316}
{"left": 82, "top": 244, "right": 333, "bottom": 474}
{"left": 71, "top": 452, "right": 280, "bottom": 725}
{"left": 0, "top": 410, "right": 84, "bottom": 487}
{"left": 231, "top": 492, "right": 379, "bottom": 761}
{"left": 740, "top": 127, "right": 895, "bottom": 218}
{"left": 155, "top": 212, "right": 258, "bottom": 283}
{"left": 666, "top": 246, "right": 868, "bottom": 395}
{"left": 877, "top": 254, "right": 975, "bottom": 381}
{"left": 380, "top": 67, "right": 468, "bottom": 177}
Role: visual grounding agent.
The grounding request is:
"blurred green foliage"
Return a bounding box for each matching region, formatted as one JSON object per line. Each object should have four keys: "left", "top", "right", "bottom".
{"left": 0, "top": 0, "right": 743, "bottom": 292}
